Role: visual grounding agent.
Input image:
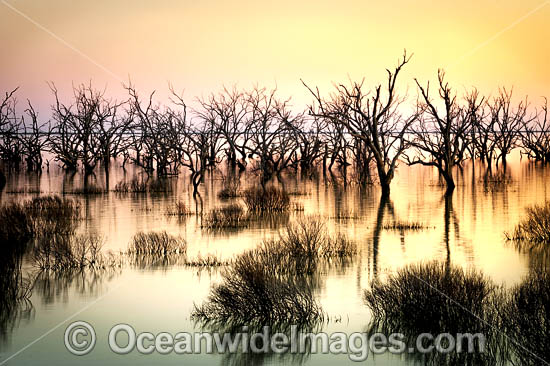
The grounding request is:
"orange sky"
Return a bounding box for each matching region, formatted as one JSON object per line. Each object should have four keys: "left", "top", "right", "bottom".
{"left": 0, "top": 0, "right": 549, "bottom": 113}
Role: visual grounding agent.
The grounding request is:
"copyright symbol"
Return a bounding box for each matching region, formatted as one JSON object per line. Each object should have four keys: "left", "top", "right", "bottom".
{"left": 64, "top": 321, "right": 96, "bottom": 355}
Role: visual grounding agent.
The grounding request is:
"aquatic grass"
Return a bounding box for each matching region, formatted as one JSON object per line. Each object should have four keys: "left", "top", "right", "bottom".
{"left": 192, "top": 217, "right": 355, "bottom": 330}
{"left": 127, "top": 231, "right": 186, "bottom": 255}
{"left": 184, "top": 254, "right": 230, "bottom": 267}
{"left": 22, "top": 195, "right": 81, "bottom": 236}
{"left": 382, "top": 221, "right": 432, "bottom": 231}
{"left": 364, "top": 261, "right": 496, "bottom": 332}
{"left": 113, "top": 178, "right": 147, "bottom": 193}
{"left": 505, "top": 202, "right": 550, "bottom": 247}
{"left": 0, "top": 202, "right": 34, "bottom": 248}
{"left": 364, "top": 261, "right": 500, "bottom": 364}
{"left": 113, "top": 177, "right": 171, "bottom": 193}
{"left": 191, "top": 250, "right": 325, "bottom": 330}
{"left": 32, "top": 233, "right": 105, "bottom": 271}
{"left": 166, "top": 201, "right": 193, "bottom": 217}
{"left": 328, "top": 210, "right": 361, "bottom": 221}
{"left": 65, "top": 184, "right": 106, "bottom": 195}
{"left": 498, "top": 267, "right": 550, "bottom": 365}
{"left": 243, "top": 186, "right": 290, "bottom": 212}
{"left": 217, "top": 178, "right": 241, "bottom": 199}
{"left": 201, "top": 204, "right": 249, "bottom": 229}
{"left": 292, "top": 202, "right": 305, "bottom": 212}
{"left": 22, "top": 195, "right": 81, "bottom": 220}
{"left": 278, "top": 218, "right": 357, "bottom": 261}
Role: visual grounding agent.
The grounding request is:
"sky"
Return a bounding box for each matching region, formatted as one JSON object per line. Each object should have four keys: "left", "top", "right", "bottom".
{"left": 0, "top": 0, "right": 549, "bottom": 115}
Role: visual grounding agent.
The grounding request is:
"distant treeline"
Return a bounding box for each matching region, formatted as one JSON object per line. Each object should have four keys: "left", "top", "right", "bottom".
{"left": 1, "top": 52, "right": 549, "bottom": 196}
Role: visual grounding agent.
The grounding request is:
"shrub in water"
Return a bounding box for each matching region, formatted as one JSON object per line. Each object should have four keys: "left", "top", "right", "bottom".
{"left": 506, "top": 202, "right": 550, "bottom": 248}
{"left": 128, "top": 231, "right": 186, "bottom": 255}
{"left": 243, "top": 186, "right": 290, "bottom": 212}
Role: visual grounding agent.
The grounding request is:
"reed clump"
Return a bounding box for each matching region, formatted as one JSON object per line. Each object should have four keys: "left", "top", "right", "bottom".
{"left": 23, "top": 195, "right": 81, "bottom": 236}
{"left": 278, "top": 218, "right": 357, "bottom": 260}
{"left": 364, "top": 261, "right": 496, "bottom": 333}
{"left": 364, "top": 261, "right": 499, "bottom": 364}
{"left": 217, "top": 178, "right": 241, "bottom": 199}
{"left": 184, "top": 254, "right": 229, "bottom": 267}
{"left": 192, "top": 218, "right": 355, "bottom": 329}
{"left": 382, "top": 221, "right": 431, "bottom": 231}
{"left": 505, "top": 202, "right": 550, "bottom": 248}
{"left": 127, "top": 231, "right": 186, "bottom": 255}
{"left": 0, "top": 202, "right": 34, "bottom": 247}
{"left": 166, "top": 201, "right": 192, "bottom": 217}
{"left": 201, "top": 204, "right": 249, "bottom": 229}
{"left": 113, "top": 178, "right": 147, "bottom": 193}
{"left": 32, "top": 233, "right": 105, "bottom": 271}
{"left": 113, "top": 177, "right": 171, "bottom": 193}
{"left": 66, "top": 184, "right": 106, "bottom": 195}
{"left": 243, "top": 186, "right": 290, "bottom": 212}
{"left": 191, "top": 251, "right": 324, "bottom": 329}
{"left": 498, "top": 267, "right": 550, "bottom": 365}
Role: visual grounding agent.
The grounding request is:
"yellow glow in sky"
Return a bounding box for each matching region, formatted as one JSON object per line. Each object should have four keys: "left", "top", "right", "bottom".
{"left": 0, "top": 0, "right": 548, "bottom": 111}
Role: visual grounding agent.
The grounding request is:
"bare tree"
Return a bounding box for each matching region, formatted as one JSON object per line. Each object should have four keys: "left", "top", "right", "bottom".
{"left": 520, "top": 97, "right": 550, "bottom": 163}
{"left": 196, "top": 87, "right": 251, "bottom": 172}
{"left": 19, "top": 101, "right": 51, "bottom": 171}
{"left": 171, "top": 88, "right": 222, "bottom": 196}
{"left": 406, "top": 70, "right": 471, "bottom": 194}
{"left": 127, "top": 84, "right": 187, "bottom": 176}
{"left": 0, "top": 88, "right": 24, "bottom": 170}
{"left": 305, "top": 52, "right": 418, "bottom": 197}
{"left": 489, "top": 88, "right": 529, "bottom": 168}
{"left": 285, "top": 114, "right": 326, "bottom": 177}
{"left": 50, "top": 83, "right": 121, "bottom": 179}
{"left": 234, "top": 87, "right": 296, "bottom": 187}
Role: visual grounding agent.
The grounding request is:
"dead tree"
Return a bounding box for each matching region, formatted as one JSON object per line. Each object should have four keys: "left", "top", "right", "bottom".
{"left": 94, "top": 102, "right": 131, "bottom": 188}
{"left": 520, "top": 97, "right": 550, "bottom": 163}
{"left": 285, "top": 114, "right": 326, "bottom": 177}
{"left": 170, "top": 89, "right": 220, "bottom": 196}
{"left": 127, "top": 85, "right": 186, "bottom": 176}
{"left": 463, "top": 90, "right": 486, "bottom": 163}
{"left": 0, "top": 88, "right": 24, "bottom": 170}
{"left": 19, "top": 101, "right": 51, "bottom": 171}
{"left": 406, "top": 70, "right": 471, "bottom": 194}
{"left": 489, "top": 88, "right": 529, "bottom": 168}
{"left": 50, "top": 83, "right": 118, "bottom": 177}
{"left": 245, "top": 87, "right": 297, "bottom": 187}
{"left": 196, "top": 87, "right": 251, "bottom": 172}
{"left": 466, "top": 91, "right": 497, "bottom": 167}
{"left": 304, "top": 52, "right": 418, "bottom": 197}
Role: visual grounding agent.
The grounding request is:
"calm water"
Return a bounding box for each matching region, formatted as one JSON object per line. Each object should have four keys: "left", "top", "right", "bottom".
{"left": 1, "top": 154, "right": 549, "bottom": 365}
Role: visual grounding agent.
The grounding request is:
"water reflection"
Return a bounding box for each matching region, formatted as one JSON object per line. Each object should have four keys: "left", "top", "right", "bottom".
{"left": 0, "top": 160, "right": 548, "bottom": 365}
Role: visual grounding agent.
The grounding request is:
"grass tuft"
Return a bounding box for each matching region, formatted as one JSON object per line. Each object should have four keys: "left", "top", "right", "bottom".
{"left": 505, "top": 202, "right": 550, "bottom": 247}
{"left": 127, "top": 231, "right": 186, "bottom": 255}
{"left": 32, "top": 233, "right": 105, "bottom": 271}
{"left": 201, "top": 204, "right": 249, "bottom": 229}
{"left": 364, "top": 261, "right": 500, "bottom": 363}
{"left": 192, "top": 217, "right": 356, "bottom": 330}
{"left": 167, "top": 201, "right": 192, "bottom": 217}
{"left": 243, "top": 186, "right": 290, "bottom": 212}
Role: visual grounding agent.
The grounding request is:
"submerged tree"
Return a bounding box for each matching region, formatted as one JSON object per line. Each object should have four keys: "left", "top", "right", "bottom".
{"left": 18, "top": 101, "right": 50, "bottom": 172}
{"left": 50, "top": 83, "right": 123, "bottom": 180}
{"left": 196, "top": 87, "right": 252, "bottom": 172}
{"left": 488, "top": 88, "right": 528, "bottom": 169}
{"left": 520, "top": 97, "right": 550, "bottom": 164}
{"left": 0, "top": 88, "right": 24, "bottom": 170}
{"left": 305, "top": 52, "right": 418, "bottom": 197}
{"left": 406, "top": 70, "right": 471, "bottom": 194}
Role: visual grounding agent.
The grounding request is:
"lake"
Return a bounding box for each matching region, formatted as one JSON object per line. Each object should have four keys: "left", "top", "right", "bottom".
{"left": 0, "top": 154, "right": 548, "bottom": 365}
